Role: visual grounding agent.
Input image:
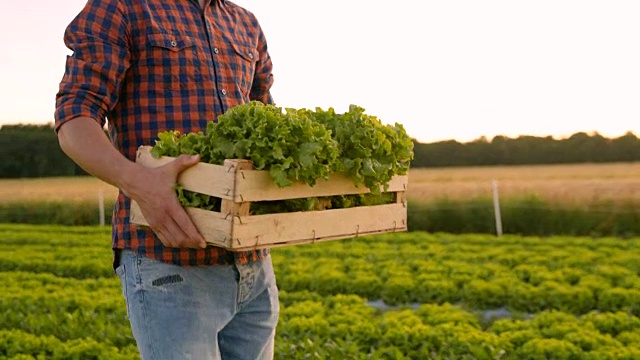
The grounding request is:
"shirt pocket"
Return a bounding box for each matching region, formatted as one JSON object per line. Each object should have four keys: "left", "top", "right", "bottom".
{"left": 143, "top": 33, "right": 202, "bottom": 91}
{"left": 229, "top": 41, "right": 259, "bottom": 98}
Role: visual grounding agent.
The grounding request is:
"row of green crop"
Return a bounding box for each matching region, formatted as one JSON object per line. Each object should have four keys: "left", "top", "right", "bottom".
{"left": 2, "top": 196, "right": 639, "bottom": 236}
{"left": 0, "top": 330, "right": 139, "bottom": 360}
{"left": 271, "top": 233, "right": 640, "bottom": 315}
{"left": 2, "top": 273, "right": 640, "bottom": 360}
{"left": 1, "top": 225, "right": 639, "bottom": 315}
{"left": 276, "top": 292, "right": 640, "bottom": 360}
{"left": 2, "top": 224, "right": 640, "bottom": 358}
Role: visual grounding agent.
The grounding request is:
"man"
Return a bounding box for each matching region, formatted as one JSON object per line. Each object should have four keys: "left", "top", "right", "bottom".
{"left": 54, "top": 0, "right": 279, "bottom": 359}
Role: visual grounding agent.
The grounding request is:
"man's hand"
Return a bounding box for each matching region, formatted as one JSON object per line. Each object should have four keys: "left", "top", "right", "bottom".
{"left": 126, "top": 154, "right": 207, "bottom": 249}
{"left": 57, "top": 118, "right": 207, "bottom": 249}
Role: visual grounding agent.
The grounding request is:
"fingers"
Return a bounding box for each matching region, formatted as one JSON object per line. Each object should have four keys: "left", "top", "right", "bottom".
{"left": 163, "top": 155, "right": 207, "bottom": 248}
{"left": 171, "top": 206, "right": 207, "bottom": 249}
{"left": 154, "top": 222, "right": 206, "bottom": 249}
{"left": 168, "top": 154, "right": 201, "bottom": 176}
{"left": 145, "top": 202, "right": 207, "bottom": 249}
{"left": 132, "top": 155, "right": 207, "bottom": 249}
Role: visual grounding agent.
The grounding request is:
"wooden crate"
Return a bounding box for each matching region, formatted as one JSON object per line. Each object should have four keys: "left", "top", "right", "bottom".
{"left": 130, "top": 146, "right": 408, "bottom": 251}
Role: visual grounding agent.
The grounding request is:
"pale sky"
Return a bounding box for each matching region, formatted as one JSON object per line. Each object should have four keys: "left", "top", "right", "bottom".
{"left": 0, "top": 0, "right": 638, "bottom": 143}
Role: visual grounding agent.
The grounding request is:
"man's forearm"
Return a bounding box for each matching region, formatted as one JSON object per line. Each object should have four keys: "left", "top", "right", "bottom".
{"left": 57, "top": 117, "right": 138, "bottom": 193}
{"left": 57, "top": 117, "right": 206, "bottom": 248}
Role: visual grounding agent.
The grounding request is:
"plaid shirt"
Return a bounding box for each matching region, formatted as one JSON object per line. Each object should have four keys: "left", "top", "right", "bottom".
{"left": 55, "top": 0, "right": 272, "bottom": 266}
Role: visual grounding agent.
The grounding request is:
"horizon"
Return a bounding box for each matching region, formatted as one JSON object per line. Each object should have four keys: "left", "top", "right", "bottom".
{"left": 1, "top": 120, "right": 635, "bottom": 145}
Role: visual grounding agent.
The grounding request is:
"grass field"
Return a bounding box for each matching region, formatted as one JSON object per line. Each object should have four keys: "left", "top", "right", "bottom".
{"left": 2, "top": 162, "right": 639, "bottom": 206}
{"left": 0, "top": 176, "right": 119, "bottom": 204}
{"left": 409, "top": 162, "right": 640, "bottom": 206}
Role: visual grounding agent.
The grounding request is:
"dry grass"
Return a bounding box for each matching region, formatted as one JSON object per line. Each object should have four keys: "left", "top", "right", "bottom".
{"left": 1, "top": 162, "right": 639, "bottom": 206}
{"left": 0, "top": 177, "right": 119, "bottom": 204}
{"left": 406, "top": 162, "right": 640, "bottom": 205}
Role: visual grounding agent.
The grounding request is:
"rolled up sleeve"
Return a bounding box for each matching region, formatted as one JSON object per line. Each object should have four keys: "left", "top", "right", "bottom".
{"left": 54, "top": 0, "right": 131, "bottom": 132}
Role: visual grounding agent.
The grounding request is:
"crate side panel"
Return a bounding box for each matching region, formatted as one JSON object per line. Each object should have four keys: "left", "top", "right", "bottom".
{"left": 230, "top": 225, "right": 407, "bottom": 251}
{"left": 236, "top": 172, "right": 408, "bottom": 201}
{"left": 230, "top": 203, "right": 407, "bottom": 249}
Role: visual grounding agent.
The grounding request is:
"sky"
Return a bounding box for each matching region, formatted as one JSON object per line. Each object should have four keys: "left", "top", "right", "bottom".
{"left": 0, "top": 0, "right": 638, "bottom": 144}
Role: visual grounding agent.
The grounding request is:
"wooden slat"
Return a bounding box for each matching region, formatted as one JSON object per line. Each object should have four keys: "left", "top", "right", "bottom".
{"left": 235, "top": 171, "right": 408, "bottom": 202}
{"left": 186, "top": 207, "right": 234, "bottom": 248}
{"left": 230, "top": 203, "right": 407, "bottom": 250}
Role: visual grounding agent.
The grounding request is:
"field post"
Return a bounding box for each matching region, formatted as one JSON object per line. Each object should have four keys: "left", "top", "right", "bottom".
{"left": 98, "top": 190, "right": 105, "bottom": 226}
{"left": 492, "top": 180, "right": 503, "bottom": 237}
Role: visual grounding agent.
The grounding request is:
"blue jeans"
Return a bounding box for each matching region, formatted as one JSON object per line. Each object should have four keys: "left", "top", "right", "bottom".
{"left": 115, "top": 250, "right": 279, "bottom": 360}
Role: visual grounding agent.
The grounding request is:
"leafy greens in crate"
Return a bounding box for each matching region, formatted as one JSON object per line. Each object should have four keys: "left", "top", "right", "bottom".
{"left": 150, "top": 101, "right": 414, "bottom": 214}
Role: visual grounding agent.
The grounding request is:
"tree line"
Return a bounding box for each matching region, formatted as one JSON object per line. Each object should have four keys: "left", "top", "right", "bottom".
{"left": 1, "top": 123, "right": 638, "bottom": 178}
{"left": 411, "top": 131, "right": 640, "bottom": 167}
{"left": 1, "top": 124, "right": 88, "bottom": 178}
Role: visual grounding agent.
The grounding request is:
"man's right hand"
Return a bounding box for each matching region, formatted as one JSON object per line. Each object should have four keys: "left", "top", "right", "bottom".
{"left": 125, "top": 154, "right": 207, "bottom": 249}
{"left": 57, "top": 118, "right": 207, "bottom": 249}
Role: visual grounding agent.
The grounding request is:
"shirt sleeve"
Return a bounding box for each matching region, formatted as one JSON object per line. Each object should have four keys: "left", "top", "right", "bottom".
{"left": 54, "top": 0, "right": 131, "bottom": 132}
{"left": 249, "top": 21, "right": 274, "bottom": 105}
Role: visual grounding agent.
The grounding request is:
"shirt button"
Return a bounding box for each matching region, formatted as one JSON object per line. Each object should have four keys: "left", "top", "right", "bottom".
{"left": 214, "top": 48, "right": 219, "bottom": 54}
{"left": 170, "top": 40, "right": 177, "bottom": 47}
{"left": 248, "top": 52, "right": 254, "bottom": 59}
{"left": 221, "top": 89, "right": 227, "bottom": 96}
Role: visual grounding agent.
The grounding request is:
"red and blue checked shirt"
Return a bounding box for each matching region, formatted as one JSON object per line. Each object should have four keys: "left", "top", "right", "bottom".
{"left": 54, "top": 0, "right": 273, "bottom": 266}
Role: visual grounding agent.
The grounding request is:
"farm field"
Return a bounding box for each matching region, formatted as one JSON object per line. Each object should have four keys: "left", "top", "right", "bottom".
{"left": 2, "top": 162, "right": 639, "bottom": 206}
{"left": 1, "top": 224, "right": 639, "bottom": 359}
{"left": 407, "top": 162, "right": 640, "bottom": 206}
